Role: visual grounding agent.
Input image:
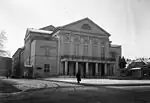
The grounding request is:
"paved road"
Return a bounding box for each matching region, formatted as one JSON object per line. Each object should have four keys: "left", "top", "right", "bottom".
{"left": 1, "top": 81, "right": 150, "bottom": 103}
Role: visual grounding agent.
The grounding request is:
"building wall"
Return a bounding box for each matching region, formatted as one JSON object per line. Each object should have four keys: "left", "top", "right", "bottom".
{"left": 22, "top": 18, "right": 122, "bottom": 77}
{"left": 58, "top": 30, "right": 109, "bottom": 58}
{"left": 24, "top": 38, "right": 31, "bottom": 65}
{"left": 110, "top": 46, "right": 122, "bottom": 76}
{"left": 0, "top": 57, "right": 12, "bottom": 76}
{"left": 12, "top": 48, "right": 24, "bottom": 77}
{"left": 20, "top": 50, "right": 24, "bottom": 76}
{"left": 31, "top": 39, "right": 58, "bottom": 77}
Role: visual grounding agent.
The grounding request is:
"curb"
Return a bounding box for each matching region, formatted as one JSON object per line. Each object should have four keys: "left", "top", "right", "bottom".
{"left": 42, "top": 79, "right": 150, "bottom": 87}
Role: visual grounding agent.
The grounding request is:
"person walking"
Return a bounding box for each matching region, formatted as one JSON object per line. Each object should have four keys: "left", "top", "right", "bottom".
{"left": 76, "top": 71, "right": 81, "bottom": 84}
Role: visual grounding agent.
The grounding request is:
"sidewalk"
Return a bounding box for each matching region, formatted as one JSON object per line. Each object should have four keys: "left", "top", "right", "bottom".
{"left": 0, "top": 79, "right": 22, "bottom": 93}
{"left": 44, "top": 77, "right": 150, "bottom": 86}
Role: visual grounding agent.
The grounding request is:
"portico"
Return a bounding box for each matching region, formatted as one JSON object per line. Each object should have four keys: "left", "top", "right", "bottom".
{"left": 61, "top": 60, "right": 115, "bottom": 77}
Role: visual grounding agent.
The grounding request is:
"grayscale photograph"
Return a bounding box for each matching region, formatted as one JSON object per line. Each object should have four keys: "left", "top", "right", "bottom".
{"left": 0, "top": 0, "right": 150, "bottom": 103}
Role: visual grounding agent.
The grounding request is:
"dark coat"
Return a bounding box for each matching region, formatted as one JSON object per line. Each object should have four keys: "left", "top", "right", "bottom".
{"left": 76, "top": 73, "right": 81, "bottom": 81}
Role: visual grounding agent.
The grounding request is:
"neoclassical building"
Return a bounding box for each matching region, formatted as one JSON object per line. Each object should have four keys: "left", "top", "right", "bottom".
{"left": 22, "top": 18, "right": 121, "bottom": 78}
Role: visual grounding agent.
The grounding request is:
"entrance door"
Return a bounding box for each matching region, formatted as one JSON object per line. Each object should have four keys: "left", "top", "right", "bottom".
{"left": 63, "top": 62, "right": 65, "bottom": 75}
{"left": 78, "top": 62, "right": 85, "bottom": 78}
{"left": 73, "top": 62, "right": 76, "bottom": 76}
{"left": 83, "top": 63, "right": 86, "bottom": 78}
{"left": 92, "top": 63, "right": 95, "bottom": 76}
{"left": 101, "top": 64, "right": 105, "bottom": 76}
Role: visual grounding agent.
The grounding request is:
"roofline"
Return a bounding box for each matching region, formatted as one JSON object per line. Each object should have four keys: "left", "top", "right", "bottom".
{"left": 62, "top": 17, "right": 88, "bottom": 28}
{"left": 12, "top": 47, "right": 24, "bottom": 57}
{"left": 61, "top": 17, "right": 111, "bottom": 36}
{"left": 53, "top": 27, "right": 108, "bottom": 37}
{"left": 27, "top": 28, "right": 53, "bottom": 34}
{"left": 39, "top": 25, "right": 55, "bottom": 30}
{"left": 24, "top": 28, "right": 53, "bottom": 41}
{"left": 110, "top": 45, "right": 121, "bottom": 48}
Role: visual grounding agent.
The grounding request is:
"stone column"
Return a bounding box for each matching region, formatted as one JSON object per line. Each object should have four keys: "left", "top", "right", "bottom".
{"left": 86, "top": 62, "right": 89, "bottom": 76}
{"left": 65, "top": 61, "right": 68, "bottom": 75}
{"left": 95, "top": 63, "right": 98, "bottom": 76}
{"left": 76, "top": 62, "right": 78, "bottom": 74}
{"left": 104, "top": 63, "right": 107, "bottom": 76}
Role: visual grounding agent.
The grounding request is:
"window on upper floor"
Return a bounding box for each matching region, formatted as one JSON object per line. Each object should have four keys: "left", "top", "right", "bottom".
{"left": 93, "top": 39, "right": 98, "bottom": 46}
{"left": 74, "top": 44, "right": 79, "bottom": 56}
{"left": 44, "top": 47, "right": 50, "bottom": 57}
{"left": 73, "top": 36, "right": 80, "bottom": 43}
{"left": 92, "top": 39, "right": 98, "bottom": 57}
{"left": 83, "top": 45, "right": 88, "bottom": 56}
{"left": 110, "top": 52, "right": 117, "bottom": 58}
{"left": 64, "top": 42, "right": 70, "bottom": 54}
{"left": 101, "top": 45, "right": 105, "bottom": 58}
{"left": 83, "top": 37, "right": 89, "bottom": 45}
{"left": 100, "top": 41, "right": 105, "bottom": 57}
{"left": 92, "top": 46, "right": 98, "bottom": 57}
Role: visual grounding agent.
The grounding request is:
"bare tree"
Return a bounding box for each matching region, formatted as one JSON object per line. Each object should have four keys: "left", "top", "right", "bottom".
{"left": 0, "top": 30, "right": 10, "bottom": 57}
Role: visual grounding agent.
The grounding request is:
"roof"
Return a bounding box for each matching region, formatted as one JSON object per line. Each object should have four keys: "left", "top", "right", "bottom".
{"left": 0, "top": 56, "right": 11, "bottom": 60}
{"left": 12, "top": 47, "right": 24, "bottom": 58}
{"left": 130, "top": 67, "right": 141, "bottom": 70}
{"left": 127, "top": 59, "right": 150, "bottom": 70}
{"left": 28, "top": 28, "right": 53, "bottom": 34}
{"left": 111, "top": 44, "right": 121, "bottom": 48}
{"left": 39, "top": 25, "right": 55, "bottom": 31}
{"left": 60, "top": 17, "right": 111, "bottom": 36}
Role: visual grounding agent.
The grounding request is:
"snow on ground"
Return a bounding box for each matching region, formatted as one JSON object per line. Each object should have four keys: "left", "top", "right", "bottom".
{"left": 2, "top": 77, "right": 150, "bottom": 92}
{"left": 106, "top": 86, "right": 150, "bottom": 89}
{"left": 45, "top": 78, "right": 150, "bottom": 85}
{"left": 0, "top": 76, "right": 6, "bottom": 79}
{"left": 2, "top": 79, "right": 57, "bottom": 91}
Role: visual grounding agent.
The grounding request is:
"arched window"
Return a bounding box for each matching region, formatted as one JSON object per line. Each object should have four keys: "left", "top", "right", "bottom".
{"left": 81, "top": 24, "right": 91, "bottom": 30}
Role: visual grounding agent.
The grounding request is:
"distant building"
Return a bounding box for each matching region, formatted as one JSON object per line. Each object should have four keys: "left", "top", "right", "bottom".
{"left": 0, "top": 56, "right": 12, "bottom": 76}
{"left": 127, "top": 59, "right": 150, "bottom": 78}
{"left": 14, "top": 17, "right": 122, "bottom": 78}
{"left": 12, "top": 47, "right": 24, "bottom": 77}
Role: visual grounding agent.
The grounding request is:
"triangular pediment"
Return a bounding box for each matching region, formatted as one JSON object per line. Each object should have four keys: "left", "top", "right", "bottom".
{"left": 61, "top": 18, "right": 110, "bottom": 36}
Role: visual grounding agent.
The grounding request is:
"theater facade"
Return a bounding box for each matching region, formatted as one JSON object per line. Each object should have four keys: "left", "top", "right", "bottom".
{"left": 22, "top": 18, "right": 121, "bottom": 78}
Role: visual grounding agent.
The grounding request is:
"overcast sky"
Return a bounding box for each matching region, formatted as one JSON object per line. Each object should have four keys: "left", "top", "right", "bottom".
{"left": 0, "top": 0, "right": 150, "bottom": 59}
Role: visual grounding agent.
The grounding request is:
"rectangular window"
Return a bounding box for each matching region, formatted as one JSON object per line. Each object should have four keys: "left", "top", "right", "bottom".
{"left": 74, "top": 44, "right": 76, "bottom": 55}
{"left": 111, "top": 52, "right": 116, "bottom": 58}
{"left": 101, "top": 46, "right": 105, "bottom": 58}
{"left": 64, "top": 43, "right": 70, "bottom": 54}
{"left": 92, "top": 46, "right": 97, "bottom": 57}
{"left": 74, "top": 44, "right": 79, "bottom": 56}
{"left": 44, "top": 64, "right": 50, "bottom": 72}
{"left": 44, "top": 47, "right": 50, "bottom": 56}
{"left": 83, "top": 45, "right": 88, "bottom": 56}
{"left": 76, "top": 44, "right": 79, "bottom": 55}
